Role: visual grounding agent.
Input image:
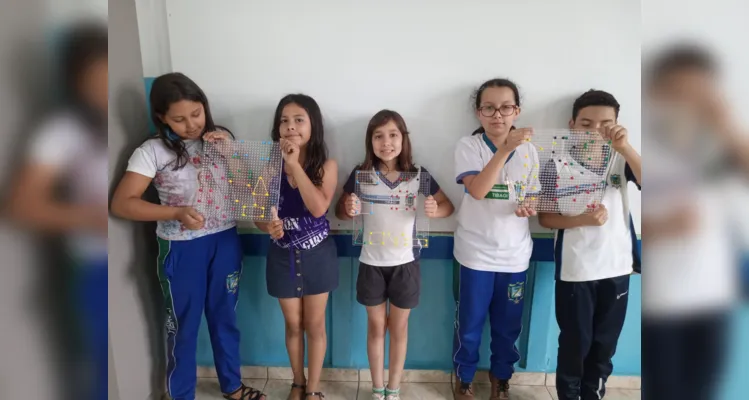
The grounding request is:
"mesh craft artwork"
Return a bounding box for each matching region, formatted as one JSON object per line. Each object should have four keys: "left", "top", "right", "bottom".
{"left": 195, "top": 140, "right": 283, "bottom": 222}
{"left": 352, "top": 170, "right": 431, "bottom": 247}
{"left": 510, "top": 129, "right": 614, "bottom": 215}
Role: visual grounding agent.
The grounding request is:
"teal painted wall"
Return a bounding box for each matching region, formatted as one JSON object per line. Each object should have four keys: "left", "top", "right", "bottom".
{"left": 194, "top": 251, "right": 643, "bottom": 375}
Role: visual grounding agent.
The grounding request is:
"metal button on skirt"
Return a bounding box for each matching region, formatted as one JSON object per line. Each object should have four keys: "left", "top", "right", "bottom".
{"left": 266, "top": 235, "right": 339, "bottom": 298}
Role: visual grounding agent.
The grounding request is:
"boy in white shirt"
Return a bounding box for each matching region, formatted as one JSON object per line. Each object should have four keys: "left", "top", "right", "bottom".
{"left": 538, "top": 90, "right": 641, "bottom": 400}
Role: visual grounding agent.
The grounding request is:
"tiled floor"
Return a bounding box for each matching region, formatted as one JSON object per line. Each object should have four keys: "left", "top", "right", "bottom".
{"left": 195, "top": 378, "right": 642, "bottom": 399}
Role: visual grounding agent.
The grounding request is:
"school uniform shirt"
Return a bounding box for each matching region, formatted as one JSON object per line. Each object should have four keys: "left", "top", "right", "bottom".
{"left": 453, "top": 133, "right": 541, "bottom": 273}
{"left": 342, "top": 166, "right": 440, "bottom": 267}
{"left": 28, "top": 111, "right": 108, "bottom": 261}
{"left": 539, "top": 148, "right": 641, "bottom": 282}
{"left": 640, "top": 118, "right": 738, "bottom": 317}
{"left": 126, "top": 137, "right": 236, "bottom": 241}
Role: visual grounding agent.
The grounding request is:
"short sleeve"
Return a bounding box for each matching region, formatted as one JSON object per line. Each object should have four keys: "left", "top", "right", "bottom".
{"left": 27, "top": 116, "right": 85, "bottom": 167}
{"left": 126, "top": 145, "right": 159, "bottom": 178}
{"left": 418, "top": 167, "right": 441, "bottom": 196}
{"left": 625, "top": 162, "right": 641, "bottom": 190}
{"left": 455, "top": 137, "right": 483, "bottom": 184}
{"left": 342, "top": 167, "right": 358, "bottom": 194}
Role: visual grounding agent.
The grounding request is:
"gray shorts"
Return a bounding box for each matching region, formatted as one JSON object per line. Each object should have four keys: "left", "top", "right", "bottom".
{"left": 356, "top": 260, "right": 421, "bottom": 309}
{"left": 266, "top": 236, "right": 339, "bottom": 298}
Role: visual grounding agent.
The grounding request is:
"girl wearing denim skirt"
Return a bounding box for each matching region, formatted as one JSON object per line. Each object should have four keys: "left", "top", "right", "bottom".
{"left": 255, "top": 94, "right": 339, "bottom": 400}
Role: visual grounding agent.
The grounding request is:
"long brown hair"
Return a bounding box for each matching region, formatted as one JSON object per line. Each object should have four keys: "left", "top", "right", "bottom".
{"left": 359, "top": 109, "right": 416, "bottom": 172}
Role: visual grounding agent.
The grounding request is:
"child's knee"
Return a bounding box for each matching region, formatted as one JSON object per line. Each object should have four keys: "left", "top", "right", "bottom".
{"left": 367, "top": 317, "right": 387, "bottom": 339}
{"left": 387, "top": 315, "right": 408, "bottom": 338}
{"left": 285, "top": 317, "right": 304, "bottom": 336}
{"left": 303, "top": 318, "right": 326, "bottom": 339}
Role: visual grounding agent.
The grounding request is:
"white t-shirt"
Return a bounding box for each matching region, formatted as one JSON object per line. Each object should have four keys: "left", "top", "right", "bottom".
{"left": 343, "top": 166, "right": 440, "bottom": 267}
{"left": 643, "top": 188, "right": 738, "bottom": 317}
{"left": 126, "top": 138, "right": 235, "bottom": 241}
{"left": 28, "top": 111, "right": 107, "bottom": 261}
{"left": 539, "top": 150, "right": 639, "bottom": 282}
{"left": 640, "top": 126, "right": 738, "bottom": 316}
{"left": 453, "top": 133, "right": 539, "bottom": 273}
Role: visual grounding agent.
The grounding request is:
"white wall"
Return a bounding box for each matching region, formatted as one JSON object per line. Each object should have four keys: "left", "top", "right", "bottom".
{"left": 135, "top": 0, "right": 171, "bottom": 76}
{"left": 145, "top": 0, "right": 642, "bottom": 232}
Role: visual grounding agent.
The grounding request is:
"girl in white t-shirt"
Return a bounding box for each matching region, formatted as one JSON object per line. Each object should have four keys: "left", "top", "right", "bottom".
{"left": 7, "top": 23, "right": 108, "bottom": 400}
{"left": 335, "top": 110, "right": 454, "bottom": 400}
{"left": 452, "top": 79, "right": 539, "bottom": 400}
{"left": 111, "top": 73, "right": 265, "bottom": 400}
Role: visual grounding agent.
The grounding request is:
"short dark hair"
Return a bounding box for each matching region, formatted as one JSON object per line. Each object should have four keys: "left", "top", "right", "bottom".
{"left": 60, "top": 21, "right": 108, "bottom": 99}
{"left": 571, "top": 89, "right": 620, "bottom": 121}
{"left": 647, "top": 44, "right": 717, "bottom": 86}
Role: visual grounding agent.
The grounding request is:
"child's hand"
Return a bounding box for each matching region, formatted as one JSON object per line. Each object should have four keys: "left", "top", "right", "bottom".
{"left": 581, "top": 204, "right": 608, "bottom": 226}
{"left": 280, "top": 138, "right": 301, "bottom": 168}
{"left": 268, "top": 206, "right": 285, "bottom": 240}
{"left": 600, "top": 125, "right": 631, "bottom": 153}
{"left": 514, "top": 203, "right": 537, "bottom": 218}
{"left": 502, "top": 127, "right": 534, "bottom": 153}
{"left": 345, "top": 193, "right": 361, "bottom": 217}
{"left": 424, "top": 195, "right": 438, "bottom": 217}
{"left": 203, "top": 130, "right": 232, "bottom": 143}
{"left": 176, "top": 207, "right": 205, "bottom": 230}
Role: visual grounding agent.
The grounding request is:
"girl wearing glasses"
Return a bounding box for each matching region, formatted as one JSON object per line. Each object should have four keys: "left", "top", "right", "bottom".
{"left": 451, "top": 78, "right": 539, "bottom": 400}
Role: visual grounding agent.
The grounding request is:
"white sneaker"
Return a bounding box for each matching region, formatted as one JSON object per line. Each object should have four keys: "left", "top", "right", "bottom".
{"left": 371, "top": 388, "right": 385, "bottom": 400}
{"left": 385, "top": 388, "right": 400, "bottom": 400}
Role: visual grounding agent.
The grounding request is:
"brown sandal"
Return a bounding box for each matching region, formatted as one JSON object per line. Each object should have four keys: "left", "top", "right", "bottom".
{"left": 305, "top": 392, "right": 325, "bottom": 399}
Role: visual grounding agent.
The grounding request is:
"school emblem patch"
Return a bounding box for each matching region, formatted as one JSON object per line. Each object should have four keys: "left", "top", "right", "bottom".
{"left": 508, "top": 281, "right": 525, "bottom": 304}
{"left": 226, "top": 271, "right": 240, "bottom": 295}
{"left": 610, "top": 174, "right": 622, "bottom": 188}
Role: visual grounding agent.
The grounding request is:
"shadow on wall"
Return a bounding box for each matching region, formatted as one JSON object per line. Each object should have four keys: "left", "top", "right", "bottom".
{"left": 111, "top": 84, "right": 166, "bottom": 394}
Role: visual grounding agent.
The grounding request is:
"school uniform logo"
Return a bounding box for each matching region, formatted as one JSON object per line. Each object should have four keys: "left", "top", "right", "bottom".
{"left": 165, "top": 312, "right": 177, "bottom": 334}
{"left": 610, "top": 174, "right": 622, "bottom": 188}
{"left": 226, "top": 271, "right": 240, "bottom": 295}
{"left": 508, "top": 281, "right": 525, "bottom": 304}
{"left": 484, "top": 184, "right": 510, "bottom": 200}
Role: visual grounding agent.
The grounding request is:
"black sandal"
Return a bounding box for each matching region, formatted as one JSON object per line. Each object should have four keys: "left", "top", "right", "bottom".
{"left": 289, "top": 382, "right": 306, "bottom": 400}
{"left": 223, "top": 383, "right": 266, "bottom": 400}
{"left": 305, "top": 392, "right": 325, "bottom": 399}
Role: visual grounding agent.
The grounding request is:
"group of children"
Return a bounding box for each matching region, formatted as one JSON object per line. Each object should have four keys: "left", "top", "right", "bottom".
{"left": 110, "top": 73, "right": 641, "bottom": 400}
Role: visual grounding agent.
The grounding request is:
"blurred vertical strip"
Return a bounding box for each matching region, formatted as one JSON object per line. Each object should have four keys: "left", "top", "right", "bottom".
{"left": 642, "top": 1, "right": 749, "bottom": 399}
{"left": 0, "top": 1, "right": 108, "bottom": 399}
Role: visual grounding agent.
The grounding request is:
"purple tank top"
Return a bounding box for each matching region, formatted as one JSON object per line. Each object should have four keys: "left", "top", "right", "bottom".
{"left": 274, "top": 173, "right": 330, "bottom": 250}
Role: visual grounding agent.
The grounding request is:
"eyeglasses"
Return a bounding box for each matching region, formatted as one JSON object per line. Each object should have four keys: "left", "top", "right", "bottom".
{"left": 479, "top": 105, "right": 518, "bottom": 117}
